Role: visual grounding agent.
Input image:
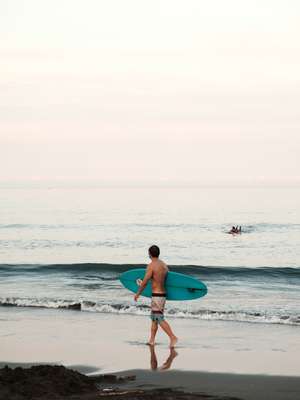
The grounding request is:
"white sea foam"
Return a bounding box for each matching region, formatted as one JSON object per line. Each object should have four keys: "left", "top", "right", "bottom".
{"left": 1, "top": 297, "right": 299, "bottom": 326}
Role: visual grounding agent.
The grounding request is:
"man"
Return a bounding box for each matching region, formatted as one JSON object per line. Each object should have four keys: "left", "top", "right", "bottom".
{"left": 134, "top": 245, "right": 178, "bottom": 348}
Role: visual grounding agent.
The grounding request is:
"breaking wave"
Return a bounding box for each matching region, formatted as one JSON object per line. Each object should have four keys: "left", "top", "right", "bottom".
{"left": 1, "top": 297, "right": 299, "bottom": 326}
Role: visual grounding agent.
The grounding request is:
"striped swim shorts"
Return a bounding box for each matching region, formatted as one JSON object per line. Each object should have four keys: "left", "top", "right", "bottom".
{"left": 150, "top": 293, "right": 166, "bottom": 322}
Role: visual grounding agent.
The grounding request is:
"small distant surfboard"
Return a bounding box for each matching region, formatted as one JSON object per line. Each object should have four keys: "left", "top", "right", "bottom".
{"left": 120, "top": 269, "right": 207, "bottom": 301}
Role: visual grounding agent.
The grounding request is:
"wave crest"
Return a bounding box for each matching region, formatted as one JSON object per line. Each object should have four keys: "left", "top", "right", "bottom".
{"left": 1, "top": 263, "right": 300, "bottom": 280}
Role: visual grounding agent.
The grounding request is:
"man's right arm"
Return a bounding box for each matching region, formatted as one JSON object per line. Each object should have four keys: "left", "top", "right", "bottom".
{"left": 134, "top": 264, "right": 153, "bottom": 301}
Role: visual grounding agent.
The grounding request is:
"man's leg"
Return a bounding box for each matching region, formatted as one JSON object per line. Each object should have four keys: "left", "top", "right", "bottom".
{"left": 158, "top": 319, "right": 178, "bottom": 348}
{"left": 148, "top": 320, "right": 158, "bottom": 346}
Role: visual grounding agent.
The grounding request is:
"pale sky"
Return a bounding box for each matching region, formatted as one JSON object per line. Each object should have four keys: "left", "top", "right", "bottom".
{"left": 1, "top": 0, "right": 300, "bottom": 185}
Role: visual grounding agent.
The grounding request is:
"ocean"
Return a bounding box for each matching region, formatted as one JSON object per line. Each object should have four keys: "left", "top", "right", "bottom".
{"left": 1, "top": 185, "right": 299, "bottom": 328}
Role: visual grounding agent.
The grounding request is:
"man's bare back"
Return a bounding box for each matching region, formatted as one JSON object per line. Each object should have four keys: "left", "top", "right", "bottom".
{"left": 150, "top": 259, "right": 168, "bottom": 293}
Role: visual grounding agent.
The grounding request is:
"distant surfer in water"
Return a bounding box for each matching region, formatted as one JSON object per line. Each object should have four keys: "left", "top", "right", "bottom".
{"left": 228, "top": 226, "right": 242, "bottom": 234}
{"left": 134, "top": 245, "right": 178, "bottom": 348}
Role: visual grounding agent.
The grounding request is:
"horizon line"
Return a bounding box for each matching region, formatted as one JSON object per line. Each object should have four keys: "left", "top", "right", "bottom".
{"left": 0, "top": 178, "right": 299, "bottom": 189}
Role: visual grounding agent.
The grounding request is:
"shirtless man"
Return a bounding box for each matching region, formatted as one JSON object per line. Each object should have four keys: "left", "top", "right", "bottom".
{"left": 134, "top": 245, "right": 178, "bottom": 348}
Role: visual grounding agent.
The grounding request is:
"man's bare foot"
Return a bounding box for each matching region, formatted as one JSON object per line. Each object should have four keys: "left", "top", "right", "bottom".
{"left": 170, "top": 336, "right": 178, "bottom": 348}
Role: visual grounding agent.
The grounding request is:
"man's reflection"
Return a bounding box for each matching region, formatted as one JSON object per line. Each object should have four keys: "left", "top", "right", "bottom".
{"left": 148, "top": 345, "right": 178, "bottom": 371}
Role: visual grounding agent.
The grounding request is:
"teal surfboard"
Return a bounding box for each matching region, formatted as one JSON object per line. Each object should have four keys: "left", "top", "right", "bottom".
{"left": 120, "top": 269, "right": 207, "bottom": 301}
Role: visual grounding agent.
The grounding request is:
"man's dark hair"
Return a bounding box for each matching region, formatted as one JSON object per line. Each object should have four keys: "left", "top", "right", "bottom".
{"left": 148, "top": 245, "right": 160, "bottom": 258}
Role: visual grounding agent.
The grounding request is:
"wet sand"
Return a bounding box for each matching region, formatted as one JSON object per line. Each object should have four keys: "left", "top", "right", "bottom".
{"left": 116, "top": 369, "right": 300, "bottom": 400}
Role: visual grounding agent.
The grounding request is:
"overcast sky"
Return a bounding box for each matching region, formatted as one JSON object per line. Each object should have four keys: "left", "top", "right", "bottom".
{"left": 1, "top": 0, "right": 300, "bottom": 185}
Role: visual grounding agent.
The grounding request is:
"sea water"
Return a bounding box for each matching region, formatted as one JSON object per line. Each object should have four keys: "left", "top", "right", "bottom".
{"left": 0, "top": 185, "right": 299, "bottom": 327}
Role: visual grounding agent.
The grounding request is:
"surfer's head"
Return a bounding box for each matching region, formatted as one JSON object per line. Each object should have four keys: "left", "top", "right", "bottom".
{"left": 148, "top": 245, "right": 160, "bottom": 258}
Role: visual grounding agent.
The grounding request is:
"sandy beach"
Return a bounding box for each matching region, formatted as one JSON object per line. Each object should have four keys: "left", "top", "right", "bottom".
{"left": 1, "top": 306, "right": 300, "bottom": 375}
{"left": 1, "top": 306, "right": 300, "bottom": 399}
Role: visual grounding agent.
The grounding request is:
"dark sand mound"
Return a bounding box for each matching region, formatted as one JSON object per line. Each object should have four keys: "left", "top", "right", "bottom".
{"left": 0, "top": 365, "right": 241, "bottom": 400}
{"left": 0, "top": 365, "right": 96, "bottom": 399}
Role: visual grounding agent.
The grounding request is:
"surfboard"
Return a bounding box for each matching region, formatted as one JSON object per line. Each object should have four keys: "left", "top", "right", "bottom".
{"left": 120, "top": 269, "right": 207, "bottom": 301}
